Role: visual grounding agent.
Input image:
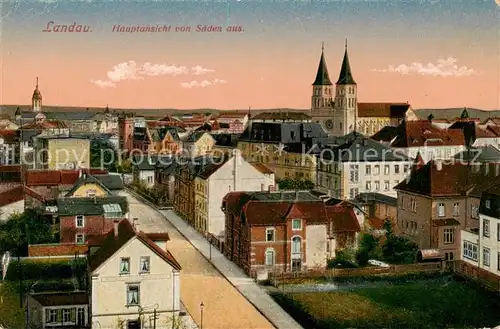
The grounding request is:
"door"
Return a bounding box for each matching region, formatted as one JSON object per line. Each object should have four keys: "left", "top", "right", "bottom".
{"left": 127, "top": 320, "right": 141, "bottom": 329}
{"left": 292, "top": 259, "right": 301, "bottom": 272}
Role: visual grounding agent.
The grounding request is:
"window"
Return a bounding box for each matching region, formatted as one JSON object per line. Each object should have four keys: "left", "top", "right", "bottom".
{"left": 401, "top": 196, "right": 405, "bottom": 210}
{"left": 410, "top": 198, "right": 417, "bottom": 212}
{"left": 75, "top": 215, "right": 85, "bottom": 228}
{"left": 349, "top": 165, "right": 359, "bottom": 183}
{"left": 366, "top": 165, "right": 371, "bottom": 175}
{"left": 394, "top": 165, "right": 400, "bottom": 174}
{"left": 374, "top": 165, "right": 380, "bottom": 175}
{"left": 292, "top": 236, "right": 302, "bottom": 254}
{"left": 437, "top": 203, "right": 445, "bottom": 217}
{"left": 139, "top": 256, "right": 150, "bottom": 273}
{"left": 485, "top": 199, "right": 491, "bottom": 209}
{"left": 147, "top": 176, "right": 153, "bottom": 184}
{"left": 443, "top": 228, "right": 454, "bottom": 244}
{"left": 471, "top": 205, "right": 479, "bottom": 219}
{"left": 46, "top": 309, "right": 59, "bottom": 323}
{"left": 384, "top": 181, "right": 390, "bottom": 190}
{"left": 375, "top": 181, "right": 380, "bottom": 191}
{"left": 349, "top": 188, "right": 359, "bottom": 199}
{"left": 75, "top": 234, "right": 85, "bottom": 244}
{"left": 483, "top": 219, "right": 490, "bottom": 238}
{"left": 404, "top": 165, "right": 409, "bottom": 173}
{"left": 483, "top": 247, "right": 490, "bottom": 267}
{"left": 498, "top": 223, "right": 500, "bottom": 241}
{"left": 384, "top": 165, "right": 390, "bottom": 175}
{"left": 120, "top": 257, "right": 130, "bottom": 274}
{"left": 292, "top": 219, "right": 302, "bottom": 231}
{"left": 265, "top": 248, "right": 275, "bottom": 265}
{"left": 127, "top": 285, "right": 140, "bottom": 305}
{"left": 463, "top": 241, "right": 478, "bottom": 261}
{"left": 453, "top": 203, "right": 459, "bottom": 217}
{"left": 62, "top": 308, "right": 75, "bottom": 323}
{"left": 366, "top": 181, "right": 371, "bottom": 190}
{"left": 266, "top": 228, "right": 275, "bottom": 242}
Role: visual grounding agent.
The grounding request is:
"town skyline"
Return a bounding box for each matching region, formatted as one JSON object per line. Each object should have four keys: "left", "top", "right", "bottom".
{"left": 1, "top": 0, "right": 498, "bottom": 110}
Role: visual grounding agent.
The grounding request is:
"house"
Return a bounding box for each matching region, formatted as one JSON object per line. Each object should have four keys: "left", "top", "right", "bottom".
{"left": 211, "top": 133, "right": 241, "bottom": 155}
{"left": 214, "top": 112, "right": 249, "bottom": 134}
{"left": 181, "top": 131, "right": 216, "bottom": 158}
{"left": 222, "top": 190, "right": 361, "bottom": 278}
{"left": 0, "top": 183, "right": 24, "bottom": 221}
{"left": 56, "top": 195, "right": 129, "bottom": 244}
{"left": 155, "top": 161, "right": 179, "bottom": 203}
{"left": 193, "top": 149, "right": 275, "bottom": 238}
{"left": 132, "top": 155, "right": 174, "bottom": 187}
{"left": 64, "top": 172, "right": 124, "bottom": 197}
{"left": 89, "top": 219, "right": 181, "bottom": 329}
{"left": 34, "top": 135, "right": 91, "bottom": 170}
{"left": 460, "top": 184, "right": 500, "bottom": 281}
{"left": 405, "top": 107, "right": 500, "bottom": 124}
{"left": 316, "top": 132, "right": 413, "bottom": 200}
{"left": 447, "top": 120, "right": 500, "bottom": 149}
{"left": 394, "top": 160, "right": 500, "bottom": 260}
{"left": 27, "top": 291, "right": 89, "bottom": 329}
{"left": 237, "top": 120, "right": 327, "bottom": 183}
{"left": 309, "top": 44, "right": 409, "bottom": 136}
{"left": 0, "top": 129, "right": 17, "bottom": 164}
{"left": 353, "top": 192, "right": 397, "bottom": 235}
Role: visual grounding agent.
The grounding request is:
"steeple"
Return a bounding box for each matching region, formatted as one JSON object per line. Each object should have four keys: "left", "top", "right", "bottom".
{"left": 312, "top": 42, "right": 333, "bottom": 86}
{"left": 336, "top": 38, "right": 356, "bottom": 85}
{"left": 32, "top": 77, "right": 42, "bottom": 112}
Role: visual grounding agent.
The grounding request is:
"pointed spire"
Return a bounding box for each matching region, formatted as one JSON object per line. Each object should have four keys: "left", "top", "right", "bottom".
{"left": 313, "top": 43, "right": 332, "bottom": 86}
{"left": 36, "top": 77, "right": 39, "bottom": 89}
{"left": 414, "top": 151, "right": 425, "bottom": 170}
{"left": 336, "top": 39, "right": 356, "bottom": 85}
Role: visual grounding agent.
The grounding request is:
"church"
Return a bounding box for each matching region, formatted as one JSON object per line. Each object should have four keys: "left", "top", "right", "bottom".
{"left": 310, "top": 40, "right": 410, "bottom": 137}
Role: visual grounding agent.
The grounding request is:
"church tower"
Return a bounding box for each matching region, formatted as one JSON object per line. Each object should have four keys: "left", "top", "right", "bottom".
{"left": 32, "top": 77, "right": 42, "bottom": 113}
{"left": 333, "top": 39, "right": 357, "bottom": 136}
{"left": 310, "top": 43, "right": 335, "bottom": 132}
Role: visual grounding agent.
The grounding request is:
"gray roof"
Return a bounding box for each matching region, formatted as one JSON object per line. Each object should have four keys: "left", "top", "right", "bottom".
{"left": 412, "top": 108, "right": 500, "bottom": 122}
{"left": 319, "top": 132, "right": 412, "bottom": 162}
{"left": 20, "top": 111, "right": 107, "bottom": 121}
{"left": 56, "top": 195, "right": 128, "bottom": 216}
{"left": 239, "top": 122, "right": 327, "bottom": 144}
{"left": 244, "top": 190, "right": 320, "bottom": 202}
{"left": 454, "top": 145, "right": 500, "bottom": 162}
{"left": 354, "top": 192, "right": 397, "bottom": 207}
{"left": 93, "top": 174, "right": 124, "bottom": 190}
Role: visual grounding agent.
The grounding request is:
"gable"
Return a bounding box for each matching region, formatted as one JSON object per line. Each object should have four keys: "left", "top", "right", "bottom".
{"left": 68, "top": 182, "right": 110, "bottom": 197}
{"left": 93, "top": 236, "right": 177, "bottom": 276}
{"left": 210, "top": 153, "right": 269, "bottom": 180}
{"left": 196, "top": 133, "right": 215, "bottom": 145}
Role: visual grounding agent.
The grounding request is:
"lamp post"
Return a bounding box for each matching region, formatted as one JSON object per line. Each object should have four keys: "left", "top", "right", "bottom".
{"left": 200, "top": 302, "right": 204, "bottom": 329}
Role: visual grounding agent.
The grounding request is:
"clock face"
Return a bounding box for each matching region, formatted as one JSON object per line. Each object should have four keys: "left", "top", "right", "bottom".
{"left": 325, "top": 119, "right": 334, "bottom": 130}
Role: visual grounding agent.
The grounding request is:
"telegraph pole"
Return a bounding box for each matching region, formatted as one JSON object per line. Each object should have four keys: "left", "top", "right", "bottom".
{"left": 153, "top": 309, "right": 157, "bottom": 329}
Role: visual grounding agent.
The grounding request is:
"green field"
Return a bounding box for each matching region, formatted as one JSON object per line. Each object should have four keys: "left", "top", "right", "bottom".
{"left": 272, "top": 279, "right": 500, "bottom": 329}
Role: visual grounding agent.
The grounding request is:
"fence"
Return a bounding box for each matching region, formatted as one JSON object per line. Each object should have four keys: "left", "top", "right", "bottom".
{"left": 450, "top": 260, "right": 500, "bottom": 292}
{"left": 269, "top": 262, "right": 445, "bottom": 285}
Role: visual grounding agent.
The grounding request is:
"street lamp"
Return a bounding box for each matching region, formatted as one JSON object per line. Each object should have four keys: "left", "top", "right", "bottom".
{"left": 200, "top": 302, "right": 204, "bottom": 329}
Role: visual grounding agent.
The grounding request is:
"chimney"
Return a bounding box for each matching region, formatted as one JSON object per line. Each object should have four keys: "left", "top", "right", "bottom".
{"left": 78, "top": 169, "right": 83, "bottom": 178}
{"left": 435, "top": 160, "right": 442, "bottom": 171}
{"left": 261, "top": 183, "right": 264, "bottom": 191}
{"left": 114, "top": 220, "right": 119, "bottom": 238}
{"left": 295, "top": 190, "right": 300, "bottom": 201}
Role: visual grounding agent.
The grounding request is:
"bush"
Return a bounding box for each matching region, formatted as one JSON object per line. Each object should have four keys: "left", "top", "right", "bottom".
{"left": 355, "top": 249, "right": 370, "bottom": 266}
{"left": 328, "top": 249, "right": 358, "bottom": 268}
{"left": 5, "top": 259, "right": 86, "bottom": 281}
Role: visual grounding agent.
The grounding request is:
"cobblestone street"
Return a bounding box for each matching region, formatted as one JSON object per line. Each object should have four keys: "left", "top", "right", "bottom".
{"left": 121, "top": 191, "right": 276, "bottom": 329}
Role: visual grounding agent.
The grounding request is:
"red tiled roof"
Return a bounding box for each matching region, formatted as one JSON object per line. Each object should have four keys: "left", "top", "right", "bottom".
{"left": 24, "top": 186, "right": 46, "bottom": 202}
{"left": 28, "top": 243, "right": 88, "bottom": 257}
{"left": 357, "top": 102, "right": 410, "bottom": 118}
{"left": 0, "top": 129, "right": 17, "bottom": 142}
{"left": 89, "top": 219, "right": 181, "bottom": 272}
{"left": 0, "top": 184, "right": 24, "bottom": 207}
{"left": 0, "top": 165, "right": 22, "bottom": 173}
{"left": 217, "top": 112, "right": 248, "bottom": 119}
{"left": 326, "top": 204, "right": 361, "bottom": 232}
{"left": 21, "top": 120, "right": 68, "bottom": 130}
{"left": 250, "top": 162, "right": 274, "bottom": 174}
{"left": 392, "top": 120, "right": 465, "bottom": 148}
{"left": 367, "top": 217, "right": 385, "bottom": 230}
{"left": 25, "top": 169, "right": 108, "bottom": 186}
{"left": 146, "top": 233, "right": 170, "bottom": 241}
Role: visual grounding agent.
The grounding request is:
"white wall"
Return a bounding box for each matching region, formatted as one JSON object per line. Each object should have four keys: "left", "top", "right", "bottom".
{"left": 139, "top": 170, "right": 155, "bottom": 187}
{"left": 479, "top": 214, "right": 500, "bottom": 276}
{"left": 0, "top": 200, "right": 24, "bottom": 221}
{"left": 396, "top": 146, "right": 466, "bottom": 163}
{"left": 305, "top": 225, "right": 327, "bottom": 268}
{"left": 91, "top": 237, "right": 180, "bottom": 329}
{"left": 207, "top": 153, "right": 275, "bottom": 237}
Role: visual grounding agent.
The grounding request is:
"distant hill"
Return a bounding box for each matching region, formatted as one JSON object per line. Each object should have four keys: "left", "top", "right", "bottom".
{"left": 0, "top": 105, "right": 309, "bottom": 120}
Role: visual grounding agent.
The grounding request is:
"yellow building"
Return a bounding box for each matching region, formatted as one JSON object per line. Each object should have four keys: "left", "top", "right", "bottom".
{"left": 182, "top": 131, "right": 216, "bottom": 158}
{"left": 237, "top": 120, "right": 326, "bottom": 183}
{"left": 194, "top": 177, "right": 209, "bottom": 233}
{"left": 65, "top": 174, "right": 114, "bottom": 198}
{"left": 35, "top": 136, "right": 90, "bottom": 170}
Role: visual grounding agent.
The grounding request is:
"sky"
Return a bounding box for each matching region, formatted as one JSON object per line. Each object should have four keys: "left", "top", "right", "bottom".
{"left": 0, "top": 0, "right": 499, "bottom": 110}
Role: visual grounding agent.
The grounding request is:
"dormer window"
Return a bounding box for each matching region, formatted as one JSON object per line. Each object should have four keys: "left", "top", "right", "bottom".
{"left": 485, "top": 199, "right": 491, "bottom": 209}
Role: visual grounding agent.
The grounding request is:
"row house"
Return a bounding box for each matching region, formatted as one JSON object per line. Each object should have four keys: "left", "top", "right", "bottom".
{"left": 237, "top": 120, "right": 327, "bottom": 183}
{"left": 193, "top": 149, "right": 275, "bottom": 238}
{"left": 89, "top": 219, "right": 181, "bottom": 329}
{"left": 316, "top": 132, "right": 413, "bottom": 200}
{"left": 395, "top": 160, "right": 500, "bottom": 260}
{"left": 372, "top": 119, "right": 466, "bottom": 163}
{"left": 222, "top": 190, "right": 361, "bottom": 278}
{"left": 460, "top": 184, "right": 500, "bottom": 280}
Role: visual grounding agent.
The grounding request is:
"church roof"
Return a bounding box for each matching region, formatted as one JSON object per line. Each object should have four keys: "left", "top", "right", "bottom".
{"left": 312, "top": 47, "right": 333, "bottom": 86}
{"left": 336, "top": 42, "right": 356, "bottom": 85}
{"left": 32, "top": 78, "right": 42, "bottom": 100}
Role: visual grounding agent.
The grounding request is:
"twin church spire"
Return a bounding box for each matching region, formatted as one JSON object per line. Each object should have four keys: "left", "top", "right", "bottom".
{"left": 313, "top": 39, "right": 356, "bottom": 86}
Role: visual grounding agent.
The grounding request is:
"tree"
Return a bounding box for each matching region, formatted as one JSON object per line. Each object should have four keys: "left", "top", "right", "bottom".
{"left": 90, "top": 139, "right": 118, "bottom": 171}
{"left": 165, "top": 314, "right": 195, "bottom": 329}
{"left": 116, "top": 158, "right": 132, "bottom": 173}
{"left": 355, "top": 233, "right": 382, "bottom": 266}
{"left": 381, "top": 220, "right": 418, "bottom": 264}
{"left": 277, "top": 178, "right": 314, "bottom": 190}
{"left": 0, "top": 210, "right": 55, "bottom": 256}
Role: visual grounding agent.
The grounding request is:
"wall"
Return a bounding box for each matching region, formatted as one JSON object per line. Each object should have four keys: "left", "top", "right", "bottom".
{"left": 479, "top": 214, "right": 500, "bottom": 276}
{"left": 59, "top": 215, "right": 113, "bottom": 244}
{"left": 305, "top": 225, "right": 327, "bottom": 268}
{"left": 91, "top": 237, "right": 180, "bottom": 329}
{"left": 139, "top": 170, "right": 155, "bottom": 187}
{"left": 48, "top": 139, "right": 90, "bottom": 170}
{"left": 460, "top": 229, "right": 480, "bottom": 266}
{"left": 70, "top": 183, "right": 108, "bottom": 198}
{"left": 0, "top": 200, "right": 24, "bottom": 221}
{"left": 397, "top": 191, "right": 433, "bottom": 248}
